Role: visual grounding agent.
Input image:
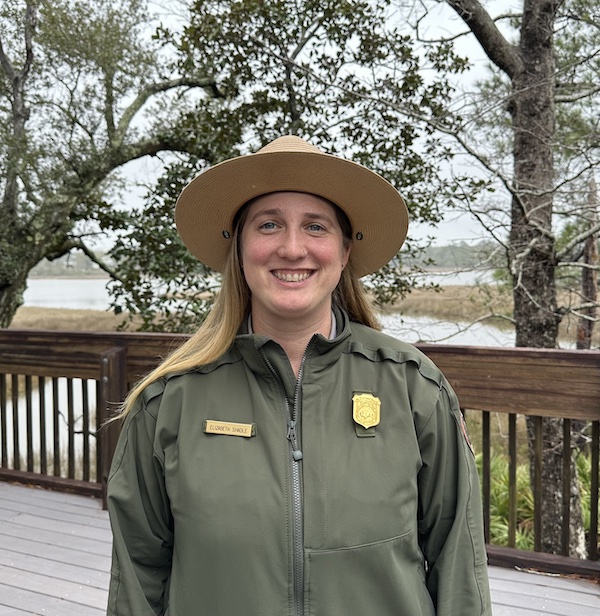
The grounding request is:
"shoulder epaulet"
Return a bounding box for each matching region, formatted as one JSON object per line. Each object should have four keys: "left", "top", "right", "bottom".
{"left": 140, "top": 378, "right": 167, "bottom": 406}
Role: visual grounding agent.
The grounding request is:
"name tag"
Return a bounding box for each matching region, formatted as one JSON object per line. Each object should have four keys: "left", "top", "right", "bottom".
{"left": 203, "top": 420, "right": 256, "bottom": 438}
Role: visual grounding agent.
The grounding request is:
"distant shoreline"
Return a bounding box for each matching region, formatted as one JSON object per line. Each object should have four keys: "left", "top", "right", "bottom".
{"left": 28, "top": 274, "right": 110, "bottom": 280}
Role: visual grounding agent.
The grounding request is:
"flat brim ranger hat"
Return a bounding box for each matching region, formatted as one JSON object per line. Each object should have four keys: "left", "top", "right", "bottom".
{"left": 175, "top": 135, "right": 409, "bottom": 278}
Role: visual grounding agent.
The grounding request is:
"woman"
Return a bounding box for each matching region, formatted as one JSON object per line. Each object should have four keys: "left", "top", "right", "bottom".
{"left": 107, "top": 136, "right": 492, "bottom": 615}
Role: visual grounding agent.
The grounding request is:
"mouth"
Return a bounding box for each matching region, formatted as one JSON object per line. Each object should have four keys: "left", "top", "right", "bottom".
{"left": 272, "top": 270, "right": 313, "bottom": 283}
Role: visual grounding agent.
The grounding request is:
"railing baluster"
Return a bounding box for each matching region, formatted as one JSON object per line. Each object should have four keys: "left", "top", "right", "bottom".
{"left": 590, "top": 420, "right": 599, "bottom": 561}
{"left": 52, "top": 377, "right": 60, "bottom": 476}
{"left": 67, "top": 378, "right": 75, "bottom": 479}
{"left": 562, "top": 418, "right": 571, "bottom": 556}
{"left": 25, "top": 375, "right": 33, "bottom": 472}
{"left": 96, "top": 382, "right": 102, "bottom": 483}
{"left": 39, "top": 376, "right": 47, "bottom": 475}
{"left": 482, "top": 410, "right": 491, "bottom": 544}
{"left": 82, "top": 379, "right": 90, "bottom": 482}
{"left": 508, "top": 413, "right": 517, "bottom": 548}
{"left": 0, "top": 374, "right": 7, "bottom": 467}
{"left": 534, "top": 416, "right": 543, "bottom": 552}
{"left": 12, "top": 374, "right": 20, "bottom": 471}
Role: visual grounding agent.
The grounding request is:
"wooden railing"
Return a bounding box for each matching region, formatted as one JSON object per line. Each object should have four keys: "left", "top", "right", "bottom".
{"left": 419, "top": 344, "right": 600, "bottom": 579}
{"left": 0, "top": 329, "right": 599, "bottom": 579}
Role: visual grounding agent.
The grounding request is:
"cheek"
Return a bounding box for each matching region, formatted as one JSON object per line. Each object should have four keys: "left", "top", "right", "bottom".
{"left": 327, "top": 242, "right": 350, "bottom": 268}
{"left": 240, "top": 236, "right": 267, "bottom": 265}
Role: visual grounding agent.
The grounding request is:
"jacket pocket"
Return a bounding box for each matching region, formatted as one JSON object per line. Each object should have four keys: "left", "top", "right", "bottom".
{"left": 304, "top": 530, "right": 435, "bottom": 616}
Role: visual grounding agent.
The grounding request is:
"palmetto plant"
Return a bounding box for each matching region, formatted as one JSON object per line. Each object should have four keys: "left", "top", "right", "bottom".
{"left": 476, "top": 453, "right": 535, "bottom": 550}
{"left": 476, "top": 451, "right": 595, "bottom": 552}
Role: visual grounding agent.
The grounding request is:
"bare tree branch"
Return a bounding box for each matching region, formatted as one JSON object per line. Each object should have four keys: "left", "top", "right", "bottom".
{"left": 115, "top": 77, "right": 223, "bottom": 144}
{"left": 557, "top": 221, "right": 600, "bottom": 260}
{"left": 556, "top": 84, "right": 600, "bottom": 103}
{"left": 51, "top": 238, "right": 123, "bottom": 281}
{"left": 445, "top": 0, "right": 522, "bottom": 77}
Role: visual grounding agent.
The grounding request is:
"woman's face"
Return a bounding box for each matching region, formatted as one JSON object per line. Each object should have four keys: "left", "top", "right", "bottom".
{"left": 240, "top": 192, "right": 351, "bottom": 327}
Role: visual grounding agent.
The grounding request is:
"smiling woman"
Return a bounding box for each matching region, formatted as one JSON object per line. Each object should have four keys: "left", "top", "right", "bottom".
{"left": 239, "top": 193, "right": 351, "bottom": 372}
{"left": 106, "top": 135, "right": 492, "bottom": 616}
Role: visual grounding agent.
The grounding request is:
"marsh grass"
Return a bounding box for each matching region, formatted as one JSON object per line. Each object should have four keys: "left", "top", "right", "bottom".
{"left": 11, "top": 306, "right": 129, "bottom": 331}
{"left": 389, "top": 284, "right": 514, "bottom": 329}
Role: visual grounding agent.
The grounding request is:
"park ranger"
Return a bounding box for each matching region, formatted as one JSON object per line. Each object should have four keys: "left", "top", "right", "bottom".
{"left": 107, "top": 135, "right": 492, "bottom": 616}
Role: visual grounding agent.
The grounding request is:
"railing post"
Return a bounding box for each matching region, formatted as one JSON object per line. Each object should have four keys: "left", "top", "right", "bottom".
{"left": 590, "top": 421, "right": 599, "bottom": 561}
{"left": 98, "top": 346, "right": 128, "bottom": 510}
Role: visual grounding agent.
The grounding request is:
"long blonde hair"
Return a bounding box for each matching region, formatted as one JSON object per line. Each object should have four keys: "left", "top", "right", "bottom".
{"left": 120, "top": 200, "right": 380, "bottom": 415}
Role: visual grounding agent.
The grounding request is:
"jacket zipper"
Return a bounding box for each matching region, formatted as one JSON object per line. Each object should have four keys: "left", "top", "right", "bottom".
{"left": 261, "top": 347, "right": 307, "bottom": 616}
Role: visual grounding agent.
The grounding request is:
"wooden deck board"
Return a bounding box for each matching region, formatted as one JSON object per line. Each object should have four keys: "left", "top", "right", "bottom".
{"left": 1, "top": 482, "right": 599, "bottom": 615}
{"left": 0, "top": 495, "right": 111, "bottom": 528}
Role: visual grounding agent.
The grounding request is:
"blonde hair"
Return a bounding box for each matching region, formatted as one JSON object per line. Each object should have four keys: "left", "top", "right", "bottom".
{"left": 120, "top": 201, "right": 380, "bottom": 415}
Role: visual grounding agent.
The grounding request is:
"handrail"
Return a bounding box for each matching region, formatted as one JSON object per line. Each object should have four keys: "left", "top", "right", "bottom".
{"left": 1, "top": 328, "right": 599, "bottom": 579}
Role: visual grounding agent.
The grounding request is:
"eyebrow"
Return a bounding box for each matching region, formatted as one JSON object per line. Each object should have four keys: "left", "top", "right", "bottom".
{"left": 248, "top": 207, "right": 335, "bottom": 222}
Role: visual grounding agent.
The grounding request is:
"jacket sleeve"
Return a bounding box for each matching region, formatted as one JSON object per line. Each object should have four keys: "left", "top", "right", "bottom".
{"left": 416, "top": 379, "right": 492, "bottom": 616}
{"left": 107, "top": 383, "right": 173, "bottom": 616}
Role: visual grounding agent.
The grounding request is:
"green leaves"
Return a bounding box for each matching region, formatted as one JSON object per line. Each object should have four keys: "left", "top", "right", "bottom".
{"left": 108, "top": 158, "right": 218, "bottom": 332}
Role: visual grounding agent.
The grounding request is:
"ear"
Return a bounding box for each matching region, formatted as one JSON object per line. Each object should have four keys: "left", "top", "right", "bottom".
{"left": 341, "top": 243, "right": 351, "bottom": 270}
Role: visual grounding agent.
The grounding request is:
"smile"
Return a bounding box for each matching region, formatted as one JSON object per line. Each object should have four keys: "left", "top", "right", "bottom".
{"left": 273, "top": 271, "right": 312, "bottom": 282}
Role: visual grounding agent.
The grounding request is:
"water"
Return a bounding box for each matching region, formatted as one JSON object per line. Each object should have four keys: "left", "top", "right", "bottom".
{"left": 25, "top": 277, "right": 112, "bottom": 310}
{"left": 24, "top": 275, "right": 514, "bottom": 346}
{"left": 380, "top": 313, "right": 514, "bottom": 347}
{"left": 4, "top": 377, "right": 97, "bottom": 477}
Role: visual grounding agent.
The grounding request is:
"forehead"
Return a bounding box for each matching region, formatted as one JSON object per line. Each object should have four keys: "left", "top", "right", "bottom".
{"left": 245, "top": 192, "right": 339, "bottom": 218}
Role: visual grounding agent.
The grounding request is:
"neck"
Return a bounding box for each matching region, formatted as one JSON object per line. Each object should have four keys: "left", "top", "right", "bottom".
{"left": 250, "top": 310, "right": 333, "bottom": 376}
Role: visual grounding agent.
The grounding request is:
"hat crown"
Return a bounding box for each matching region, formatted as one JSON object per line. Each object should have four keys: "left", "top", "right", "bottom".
{"left": 258, "top": 135, "right": 322, "bottom": 155}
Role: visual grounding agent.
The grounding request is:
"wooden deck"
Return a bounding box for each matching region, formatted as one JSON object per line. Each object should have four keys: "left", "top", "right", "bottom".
{"left": 0, "top": 483, "right": 598, "bottom": 615}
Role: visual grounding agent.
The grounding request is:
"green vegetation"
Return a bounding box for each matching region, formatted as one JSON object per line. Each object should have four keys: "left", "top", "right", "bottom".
{"left": 476, "top": 453, "right": 535, "bottom": 550}
{"left": 474, "top": 451, "right": 596, "bottom": 554}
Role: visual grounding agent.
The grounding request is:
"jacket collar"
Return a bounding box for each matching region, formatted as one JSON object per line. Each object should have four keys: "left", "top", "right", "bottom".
{"left": 234, "top": 306, "right": 352, "bottom": 378}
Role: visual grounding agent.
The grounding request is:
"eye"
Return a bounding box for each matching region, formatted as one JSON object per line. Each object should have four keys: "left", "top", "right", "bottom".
{"left": 259, "top": 221, "right": 278, "bottom": 231}
{"left": 307, "top": 223, "right": 325, "bottom": 232}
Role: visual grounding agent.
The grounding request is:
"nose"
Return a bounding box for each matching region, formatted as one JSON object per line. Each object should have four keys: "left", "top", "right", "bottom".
{"left": 277, "top": 228, "right": 307, "bottom": 260}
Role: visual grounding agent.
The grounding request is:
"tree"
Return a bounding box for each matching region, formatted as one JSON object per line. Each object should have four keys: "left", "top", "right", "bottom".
{"left": 0, "top": 0, "right": 221, "bottom": 327}
{"left": 109, "top": 0, "right": 483, "bottom": 331}
{"left": 392, "top": 0, "right": 599, "bottom": 555}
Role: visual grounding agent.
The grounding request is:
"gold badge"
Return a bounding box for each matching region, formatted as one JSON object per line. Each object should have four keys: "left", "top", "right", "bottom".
{"left": 352, "top": 392, "right": 381, "bottom": 429}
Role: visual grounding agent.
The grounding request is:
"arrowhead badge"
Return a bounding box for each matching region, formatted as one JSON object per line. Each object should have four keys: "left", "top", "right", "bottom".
{"left": 352, "top": 392, "right": 381, "bottom": 429}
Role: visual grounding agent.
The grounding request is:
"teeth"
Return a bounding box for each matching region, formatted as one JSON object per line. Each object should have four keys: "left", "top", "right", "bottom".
{"left": 274, "top": 271, "right": 311, "bottom": 282}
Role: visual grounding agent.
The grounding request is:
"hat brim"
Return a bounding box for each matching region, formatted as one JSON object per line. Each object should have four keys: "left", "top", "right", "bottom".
{"left": 175, "top": 149, "right": 408, "bottom": 278}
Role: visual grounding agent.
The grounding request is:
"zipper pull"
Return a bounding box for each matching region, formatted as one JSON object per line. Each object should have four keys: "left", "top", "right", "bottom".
{"left": 287, "top": 420, "right": 303, "bottom": 461}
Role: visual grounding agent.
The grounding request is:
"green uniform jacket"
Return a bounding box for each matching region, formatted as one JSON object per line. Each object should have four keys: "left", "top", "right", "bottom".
{"left": 107, "top": 309, "right": 492, "bottom": 615}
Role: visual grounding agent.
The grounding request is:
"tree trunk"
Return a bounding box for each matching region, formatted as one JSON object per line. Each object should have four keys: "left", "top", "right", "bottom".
{"left": 576, "top": 176, "right": 598, "bottom": 350}
{"left": 572, "top": 177, "right": 598, "bottom": 546}
{"left": 508, "top": 0, "right": 584, "bottom": 557}
{"left": 0, "top": 226, "right": 41, "bottom": 328}
{"left": 508, "top": 1, "right": 559, "bottom": 351}
{"left": 0, "top": 277, "right": 28, "bottom": 328}
{"left": 446, "top": 0, "right": 587, "bottom": 557}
